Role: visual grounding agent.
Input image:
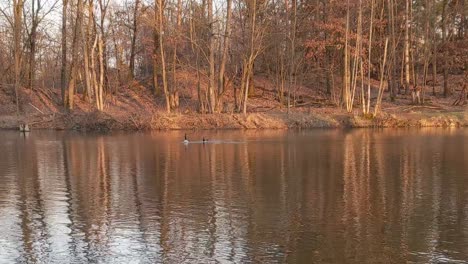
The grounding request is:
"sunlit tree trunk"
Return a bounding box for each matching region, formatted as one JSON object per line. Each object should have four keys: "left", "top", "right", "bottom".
{"left": 28, "top": 0, "right": 39, "bottom": 90}
{"left": 97, "top": 35, "right": 104, "bottom": 110}
{"left": 129, "top": 0, "right": 140, "bottom": 78}
{"left": 421, "top": 0, "right": 431, "bottom": 104}
{"left": 13, "top": 0, "right": 24, "bottom": 115}
{"left": 432, "top": 21, "right": 437, "bottom": 96}
{"left": 97, "top": 0, "right": 109, "bottom": 94}
{"left": 207, "top": 0, "right": 216, "bottom": 113}
{"left": 341, "top": 0, "right": 350, "bottom": 110}
{"left": 91, "top": 35, "right": 99, "bottom": 109}
{"left": 374, "top": 38, "right": 389, "bottom": 116}
{"left": 404, "top": 0, "right": 411, "bottom": 95}
{"left": 363, "top": 0, "right": 374, "bottom": 115}
{"left": 66, "top": 0, "right": 84, "bottom": 110}
{"left": 157, "top": 0, "right": 170, "bottom": 113}
{"left": 61, "top": 0, "right": 68, "bottom": 106}
{"left": 153, "top": 0, "right": 159, "bottom": 95}
{"left": 217, "top": 0, "right": 232, "bottom": 111}
{"left": 387, "top": 0, "right": 396, "bottom": 102}
{"left": 442, "top": 0, "right": 451, "bottom": 97}
{"left": 171, "top": 0, "right": 182, "bottom": 110}
{"left": 242, "top": 0, "right": 258, "bottom": 115}
{"left": 287, "top": 0, "right": 297, "bottom": 114}
{"left": 82, "top": 0, "right": 93, "bottom": 102}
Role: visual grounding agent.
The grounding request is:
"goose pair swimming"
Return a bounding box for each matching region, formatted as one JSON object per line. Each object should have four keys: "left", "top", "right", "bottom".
{"left": 183, "top": 134, "right": 208, "bottom": 144}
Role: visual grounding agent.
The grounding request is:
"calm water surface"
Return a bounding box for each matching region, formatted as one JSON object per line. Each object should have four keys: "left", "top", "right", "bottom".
{"left": 0, "top": 129, "right": 467, "bottom": 264}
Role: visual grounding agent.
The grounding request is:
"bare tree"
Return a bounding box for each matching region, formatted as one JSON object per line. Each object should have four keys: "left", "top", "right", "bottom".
{"left": 13, "top": 0, "right": 24, "bottom": 115}
{"left": 207, "top": 0, "right": 216, "bottom": 113}
{"left": 157, "top": 0, "right": 170, "bottom": 113}
{"left": 441, "top": 0, "right": 451, "bottom": 97}
{"left": 129, "top": 0, "right": 140, "bottom": 78}
{"left": 403, "top": 0, "right": 411, "bottom": 95}
{"left": 218, "top": 0, "right": 232, "bottom": 109}
{"left": 61, "top": 0, "right": 68, "bottom": 105}
{"left": 66, "top": 0, "right": 84, "bottom": 110}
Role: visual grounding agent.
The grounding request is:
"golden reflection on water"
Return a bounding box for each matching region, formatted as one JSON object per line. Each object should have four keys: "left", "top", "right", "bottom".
{"left": 0, "top": 129, "right": 466, "bottom": 263}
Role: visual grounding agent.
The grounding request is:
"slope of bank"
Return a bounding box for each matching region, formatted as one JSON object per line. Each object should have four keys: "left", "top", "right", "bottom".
{"left": 0, "top": 108, "right": 466, "bottom": 131}
{"left": 0, "top": 75, "right": 466, "bottom": 131}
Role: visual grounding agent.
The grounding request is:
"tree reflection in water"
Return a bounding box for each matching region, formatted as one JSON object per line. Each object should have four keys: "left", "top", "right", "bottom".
{"left": 0, "top": 129, "right": 466, "bottom": 263}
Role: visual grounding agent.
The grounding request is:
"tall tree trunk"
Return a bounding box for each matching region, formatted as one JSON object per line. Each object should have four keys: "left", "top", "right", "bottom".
{"left": 61, "top": 0, "right": 68, "bottom": 106}
{"left": 66, "top": 0, "right": 84, "bottom": 110}
{"left": 91, "top": 35, "right": 99, "bottom": 108}
{"left": 442, "top": 0, "right": 451, "bottom": 97}
{"left": 288, "top": 0, "right": 297, "bottom": 114}
{"left": 432, "top": 22, "right": 437, "bottom": 96}
{"left": 13, "top": 0, "right": 24, "bottom": 116}
{"left": 129, "top": 0, "right": 140, "bottom": 78}
{"left": 157, "top": 0, "right": 170, "bottom": 113}
{"left": 189, "top": 0, "right": 204, "bottom": 113}
{"left": 207, "top": 0, "right": 216, "bottom": 113}
{"left": 374, "top": 38, "right": 389, "bottom": 116}
{"left": 242, "top": 0, "right": 258, "bottom": 115}
{"left": 218, "top": 0, "right": 232, "bottom": 110}
{"left": 387, "top": 0, "right": 396, "bottom": 102}
{"left": 421, "top": 0, "right": 431, "bottom": 104}
{"left": 365, "top": 0, "right": 374, "bottom": 114}
{"left": 404, "top": 0, "right": 411, "bottom": 95}
{"left": 97, "top": 0, "right": 109, "bottom": 94}
{"left": 82, "top": 0, "right": 93, "bottom": 101}
{"left": 341, "top": 0, "right": 350, "bottom": 109}
{"left": 153, "top": 2, "right": 160, "bottom": 95}
{"left": 28, "top": 0, "right": 39, "bottom": 90}
{"left": 97, "top": 35, "right": 104, "bottom": 110}
{"left": 171, "top": 0, "right": 181, "bottom": 109}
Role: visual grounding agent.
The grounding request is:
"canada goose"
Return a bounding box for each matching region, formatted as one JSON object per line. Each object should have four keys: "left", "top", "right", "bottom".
{"left": 19, "top": 124, "right": 30, "bottom": 132}
{"left": 183, "top": 134, "right": 189, "bottom": 144}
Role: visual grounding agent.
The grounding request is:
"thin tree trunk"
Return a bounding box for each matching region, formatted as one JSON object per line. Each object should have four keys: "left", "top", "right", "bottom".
{"left": 157, "top": 0, "right": 170, "bottom": 113}
{"left": 387, "top": 0, "right": 396, "bottom": 102}
{"left": 91, "top": 34, "right": 99, "bottom": 109}
{"left": 288, "top": 0, "right": 297, "bottom": 114}
{"left": 442, "top": 0, "right": 450, "bottom": 97}
{"left": 341, "top": 0, "right": 350, "bottom": 109}
{"left": 365, "top": 0, "right": 374, "bottom": 115}
{"left": 29, "top": 0, "right": 38, "bottom": 90}
{"left": 97, "top": 0, "right": 109, "bottom": 94}
{"left": 404, "top": 0, "right": 411, "bottom": 95}
{"left": 61, "top": 0, "right": 68, "bottom": 106}
{"left": 153, "top": 0, "right": 160, "bottom": 95}
{"left": 218, "top": 0, "right": 232, "bottom": 110}
{"left": 171, "top": 0, "right": 182, "bottom": 109}
{"left": 421, "top": 0, "right": 431, "bottom": 104}
{"left": 129, "top": 0, "right": 140, "bottom": 78}
{"left": 67, "top": 0, "right": 84, "bottom": 110}
{"left": 98, "top": 34, "right": 104, "bottom": 110}
{"left": 374, "top": 38, "right": 389, "bottom": 116}
{"left": 208, "top": 0, "right": 216, "bottom": 113}
{"left": 82, "top": 0, "right": 93, "bottom": 101}
{"left": 432, "top": 23, "right": 437, "bottom": 96}
{"left": 243, "top": 0, "right": 257, "bottom": 115}
{"left": 347, "top": 0, "right": 362, "bottom": 113}
{"left": 13, "top": 0, "right": 24, "bottom": 116}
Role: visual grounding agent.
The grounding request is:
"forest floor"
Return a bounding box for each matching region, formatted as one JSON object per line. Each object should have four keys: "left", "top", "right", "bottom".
{"left": 0, "top": 72, "right": 466, "bottom": 131}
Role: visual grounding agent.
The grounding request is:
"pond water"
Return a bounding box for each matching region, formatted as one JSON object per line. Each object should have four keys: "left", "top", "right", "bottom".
{"left": 0, "top": 129, "right": 467, "bottom": 263}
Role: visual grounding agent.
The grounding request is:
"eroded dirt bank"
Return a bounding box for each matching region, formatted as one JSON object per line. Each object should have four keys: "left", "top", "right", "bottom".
{"left": 0, "top": 75, "right": 465, "bottom": 131}
{"left": 0, "top": 108, "right": 465, "bottom": 131}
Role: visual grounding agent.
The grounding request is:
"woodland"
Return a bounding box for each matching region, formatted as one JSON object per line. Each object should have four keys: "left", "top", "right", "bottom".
{"left": 0, "top": 0, "right": 466, "bottom": 130}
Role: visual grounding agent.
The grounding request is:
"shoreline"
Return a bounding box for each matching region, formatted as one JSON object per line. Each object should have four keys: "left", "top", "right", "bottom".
{"left": 1, "top": 109, "right": 465, "bottom": 131}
